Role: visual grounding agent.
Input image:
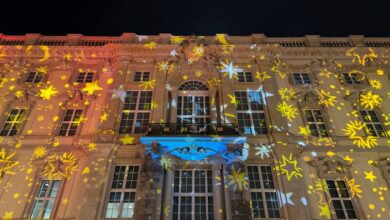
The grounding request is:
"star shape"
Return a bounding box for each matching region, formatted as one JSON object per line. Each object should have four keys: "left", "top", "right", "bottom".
{"left": 275, "top": 153, "right": 303, "bottom": 181}
{"left": 120, "top": 135, "right": 134, "bottom": 145}
{"left": 220, "top": 60, "right": 243, "bottom": 79}
{"left": 255, "top": 71, "right": 271, "bottom": 82}
{"left": 99, "top": 113, "right": 109, "bottom": 123}
{"left": 364, "top": 171, "right": 377, "bottom": 182}
{"left": 82, "top": 81, "right": 103, "bottom": 95}
{"left": 39, "top": 85, "right": 58, "bottom": 100}
{"left": 277, "top": 190, "right": 295, "bottom": 207}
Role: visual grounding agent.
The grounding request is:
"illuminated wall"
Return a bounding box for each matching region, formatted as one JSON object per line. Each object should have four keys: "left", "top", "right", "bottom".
{"left": 0, "top": 33, "right": 389, "bottom": 220}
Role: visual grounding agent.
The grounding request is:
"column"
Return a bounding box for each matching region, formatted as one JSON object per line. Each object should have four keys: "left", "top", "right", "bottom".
{"left": 162, "top": 169, "right": 174, "bottom": 220}
{"left": 169, "top": 86, "right": 178, "bottom": 123}
{"left": 213, "top": 164, "right": 224, "bottom": 220}
{"left": 210, "top": 87, "right": 218, "bottom": 124}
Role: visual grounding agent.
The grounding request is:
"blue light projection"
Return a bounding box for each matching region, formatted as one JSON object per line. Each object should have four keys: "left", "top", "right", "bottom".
{"left": 140, "top": 136, "right": 247, "bottom": 162}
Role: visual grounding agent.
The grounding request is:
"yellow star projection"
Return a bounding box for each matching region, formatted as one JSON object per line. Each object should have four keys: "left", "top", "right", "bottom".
{"left": 317, "top": 89, "right": 337, "bottom": 107}
{"left": 359, "top": 91, "right": 382, "bottom": 109}
{"left": 82, "top": 81, "right": 103, "bottom": 95}
{"left": 276, "top": 102, "right": 298, "bottom": 121}
{"left": 343, "top": 121, "right": 378, "bottom": 148}
{"left": 38, "top": 85, "right": 58, "bottom": 100}
{"left": 274, "top": 153, "right": 303, "bottom": 181}
{"left": 0, "top": 148, "right": 19, "bottom": 179}
{"left": 225, "top": 167, "right": 249, "bottom": 191}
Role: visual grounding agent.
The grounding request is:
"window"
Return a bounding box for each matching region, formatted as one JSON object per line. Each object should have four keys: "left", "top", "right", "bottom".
{"left": 58, "top": 109, "right": 83, "bottom": 136}
{"left": 304, "top": 109, "right": 329, "bottom": 137}
{"left": 105, "top": 165, "right": 139, "bottom": 218}
{"left": 30, "top": 180, "right": 61, "bottom": 219}
{"left": 359, "top": 110, "right": 387, "bottom": 137}
{"left": 172, "top": 170, "right": 214, "bottom": 220}
{"left": 26, "top": 72, "right": 44, "bottom": 83}
{"left": 342, "top": 73, "right": 361, "bottom": 85}
{"left": 326, "top": 180, "right": 358, "bottom": 219}
{"left": 293, "top": 73, "right": 311, "bottom": 84}
{"left": 0, "top": 108, "right": 26, "bottom": 136}
{"left": 247, "top": 165, "right": 280, "bottom": 219}
{"left": 237, "top": 72, "right": 253, "bottom": 82}
{"left": 133, "top": 72, "right": 150, "bottom": 82}
{"left": 119, "top": 91, "right": 152, "bottom": 134}
{"left": 235, "top": 91, "right": 267, "bottom": 135}
{"left": 75, "top": 72, "right": 94, "bottom": 83}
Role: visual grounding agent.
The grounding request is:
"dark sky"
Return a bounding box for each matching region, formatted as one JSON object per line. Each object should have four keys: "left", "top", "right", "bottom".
{"left": 2, "top": 0, "right": 390, "bottom": 37}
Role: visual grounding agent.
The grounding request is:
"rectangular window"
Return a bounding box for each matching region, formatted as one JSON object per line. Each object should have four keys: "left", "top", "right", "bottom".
{"left": 0, "top": 108, "right": 26, "bottom": 136}
{"left": 75, "top": 72, "right": 94, "bottom": 83}
{"left": 26, "top": 72, "right": 44, "bottom": 83}
{"left": 30, "top": 180, "right": 61, "bottom": 219}
{"left": 134, "top": 72, "right": 150, "bottom": 82}
{"left": 237, "top": 72, "right": 253, "bottom": 82}
{"left": 359, "top": 110, "right": 387, "bottom": 137}
{"left": 119, "top": 91, "right": 152, "bottom": 134}
{"left": 235, "top": 91, "right": 267, "bottom": 135}
{"left": 105, "top": 165, "right": 139, "bottom": 219}
{"left": 293, "top": 73, "right": 311, "bottom": 84}
{"left": 304, "top": 109, "right": 329, "bottom": 137}
{"left": 247, "top": 165, "right": 280, "bottom": 219}
{"left": 326, "top": 180, "right": 358, "bottom": 219}
{"left": 342, "top": 73, "right": 361, "bottom": 85}
{"left": 58, "top": 109, "right": 83, "bottom": 136}
{"left": 172, "top": 170, "right": 214, "bottom": 220}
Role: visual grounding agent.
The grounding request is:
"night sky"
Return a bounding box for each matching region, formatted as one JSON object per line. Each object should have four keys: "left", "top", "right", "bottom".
{"left": 2, "top": 0, "right": 390, "bottom": 37}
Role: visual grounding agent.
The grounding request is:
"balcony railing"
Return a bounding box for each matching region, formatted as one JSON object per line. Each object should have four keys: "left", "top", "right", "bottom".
{"left": 146, "top": 123, "right": 240, "bottom": 136}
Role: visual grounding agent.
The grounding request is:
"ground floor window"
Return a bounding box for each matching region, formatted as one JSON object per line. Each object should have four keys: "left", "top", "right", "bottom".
{"left": 325, "top": 180, "right": 358, "bottom": 219}
{"left": 247, "top": 165, "right": 280, "bottom": 219}
{"left": 30, "top": 180, "right": 61, "bottom": 219}
{"left": 172, "top": 169, "right": 214, "bottom": 220}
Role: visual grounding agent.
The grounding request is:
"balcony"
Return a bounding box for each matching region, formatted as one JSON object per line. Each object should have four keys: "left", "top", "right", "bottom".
{"left": 146, "top": 123, "right": 240, "bottom": 136}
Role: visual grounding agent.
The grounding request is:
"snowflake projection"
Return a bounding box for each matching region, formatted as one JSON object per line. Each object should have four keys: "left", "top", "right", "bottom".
{"left": 255, "top": 144, "right": 273, "bottom": 159}
{"left": 278, "top": 88, "right": 296, "bottom": 101}
{"left": 276, "top": 102, "right": 298, "bottom": 121}
{"left": 170, "top": 36, "right": 186, "bottom": 45}
{"left": 225, "top": 166, "right": 249, "bottom": 191}
{"left": 0, "top": 148, "right": 19, "bottom": 179}
{"left": 360, "top": 91, "right": 382, "bottom": 109}
{"left": 347, "top": 178, "right": 362, "bottom": 198}
{"left": 143, "top": 41, "right": 157, "bottom": 49}
{"left": 343, "top": 121, "right": 378, "bottom": 148}
{"left": 38, "top": 85, "right": 58, "bottom": 100}
{"left": 160, "top": 155, "right": 173, "bottom": 170}
{"left": 43, "top": 152, "right": 78, "bottom": 179}
{"left": 220, "top": 60, "right": 243, "bottom": 79}
{"left": 138, "top": 79, "right": 156, "bottom": 90}
{"left": 192, "top": 45, "right": 205, "bottom": 58}
{"left": 274, "top": 153, "right": 303, "bottom": 181}
{"left": 346, "top": 47, "right": 377, "bottom": 66}
{"left": 369, "top": 79, "right": 382, "bottom": 90}
{"left": 157, "top": 61, "right": 176, "bottom": 74}
{"left": 317, "top": 89, "right": 337, "bottom": 107}
{"left": 33, "top": 146, "right": 47, "bottom": 158}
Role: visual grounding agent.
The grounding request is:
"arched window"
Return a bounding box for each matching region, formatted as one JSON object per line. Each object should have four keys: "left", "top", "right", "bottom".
{"left": 177, "top": 81, "right": 210, "bottom": 124}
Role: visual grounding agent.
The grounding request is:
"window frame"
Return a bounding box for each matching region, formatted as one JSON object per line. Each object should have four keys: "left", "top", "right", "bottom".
{"left": 118, "top": 90, "right": 152, "bottom": 134}
{"left": 57, "top": 109, "right": 83, "bottom": 136}
{"left": 133, "top": 71, "right": 150, "bottom": 82}
{"left": 303, "top": 109, "right": 329, "bottom": 137}
{"left": 172, "top": 169, "right": 214, "bottom": 220}
{"left": 341, "top": 72, "right": 364, "bottom": 85}
{"left": 75, "top": 72, "right": 95, "bottom": 83}
{"left": 291, "top": 72, "right": 312, "bottom": 85}
{"left": 0, "top": 108, "right": 27, "bottom": 136}
{"left": 104, "top": 165, "right": 140, "bottom": 219}
{"left": 29, "top": 179, "right": 62, "bottom": 219}
{"left": 234, "top": 90, "right": 268, "bottom": 135}
{"left": 237, "top": 71, "right": 254, "bottom": 83}
{"left": 358, "top": 109, "right": 387, "bottom": 137}
{"left": 25, "top": 71, "right": 45, "bottom": 83}
{"left": 246, "top": 164, "right": 281, "bottom": 219}
{"left": 325, "top": 179, "right": 358, "bottom": 219}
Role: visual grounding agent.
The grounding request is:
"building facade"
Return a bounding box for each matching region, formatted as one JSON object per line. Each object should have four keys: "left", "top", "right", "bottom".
{"left": 0, "top": 33, "right": 389, "bottom": 220}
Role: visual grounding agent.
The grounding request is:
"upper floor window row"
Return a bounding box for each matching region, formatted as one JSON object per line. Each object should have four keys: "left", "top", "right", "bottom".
{"left": 237, "top": 72, "right": 253, "bottom": 82}
{"left": 26, "top": 72, "right": 44, "bottom": 83}
{"left": 292, "top": 72, "right": 311, "bottom": 85}
{"left": 134, "top": 72, "right": 150, "bottom": 82}
{"left": 76, "top": 72, "right": 94, "bottom": 83}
